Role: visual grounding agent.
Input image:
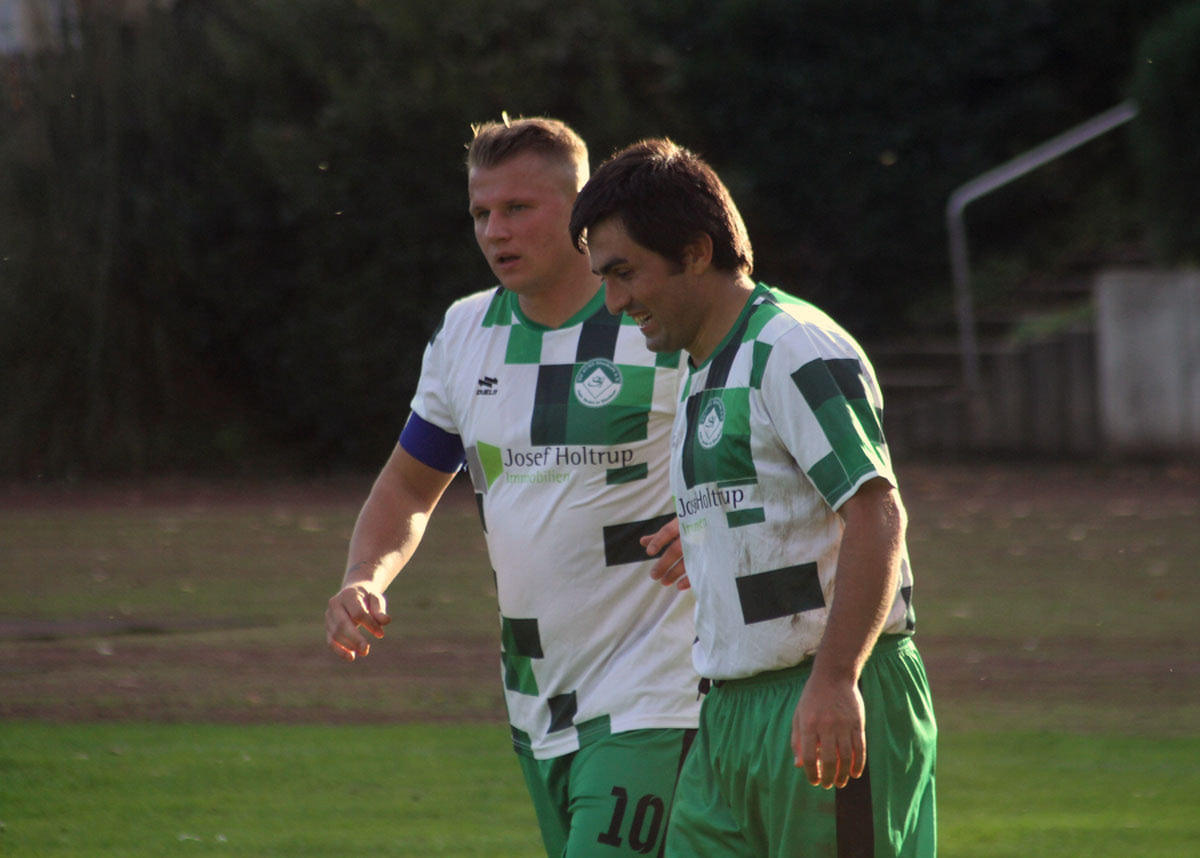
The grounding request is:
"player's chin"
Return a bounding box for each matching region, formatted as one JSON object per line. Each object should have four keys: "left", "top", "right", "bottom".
{"left": 641, "top": 331, "right": 672, "bottom": 353}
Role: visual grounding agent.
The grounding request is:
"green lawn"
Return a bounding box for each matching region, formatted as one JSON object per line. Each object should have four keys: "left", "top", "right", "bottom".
{"left": 0, "top": 722, "right": 541, "bottom": 857}
{"left": 938, "top": 731, "right": 1200, "bottom": 857}
{"left": 2, "top": 723, "right": 1197, "bottom": 857}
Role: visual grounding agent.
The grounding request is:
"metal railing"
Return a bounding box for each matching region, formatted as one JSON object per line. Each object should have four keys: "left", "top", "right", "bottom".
{"left": 946, "top": 100, "right": 1141, "bottom": 424}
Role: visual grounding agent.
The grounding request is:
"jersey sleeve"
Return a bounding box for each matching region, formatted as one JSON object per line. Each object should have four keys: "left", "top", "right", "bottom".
{"left": 761, "top": 325, "right": 894, "bottom": 510}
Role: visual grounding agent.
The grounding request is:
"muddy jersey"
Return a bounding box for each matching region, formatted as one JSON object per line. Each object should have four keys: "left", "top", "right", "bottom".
{"left": 404, "top": 285, "right": 700, "bottom": 759}
{"left": 670, "top": 283, "right": 916, "bottom": 681}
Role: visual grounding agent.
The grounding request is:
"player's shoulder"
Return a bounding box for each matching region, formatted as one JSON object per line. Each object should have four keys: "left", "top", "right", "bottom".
{"left": 431, "top": 286, "right": 513, "bottom": 340}
{"left": 442, "top": 285, "right": 508, "bottom": 322}
{"left": 734, "top": 285, "right": 814, "bottom": 359}
{"left": 750, "top": 285, "right": 869, "bottom": 371}
{"left": 751, "top": 285, "right": 830, "bottom": 333}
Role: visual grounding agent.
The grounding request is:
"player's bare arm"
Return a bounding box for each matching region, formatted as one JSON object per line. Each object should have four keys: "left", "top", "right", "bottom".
{"left": 325, "top": 443, "right": 456, "bottom": 662}
{"left": 791, "top": 477, "right": 906, "bottom": 789}
{"left": 640, "top": 517, "right": 690, "bottom": 590}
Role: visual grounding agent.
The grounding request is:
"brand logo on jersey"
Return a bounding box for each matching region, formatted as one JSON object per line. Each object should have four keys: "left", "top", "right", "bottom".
{"left": 573, "top": 358, "right": 622, "bottom": 408}
{"left": 697, "top": 398, "right": 726, "bottom": 449}
{"left": 476, "top": 375, "right": 499, "bottom": 396}
{"left": 677, "top": 485, "right": 747, "bottom": 517}
{"left": 468, "top": 440, "right": 638, "bottom": 493}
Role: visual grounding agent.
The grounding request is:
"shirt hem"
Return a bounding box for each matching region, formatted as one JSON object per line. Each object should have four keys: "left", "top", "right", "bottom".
{"left": 512, "top": 714, "right": 702, "bottom": 760}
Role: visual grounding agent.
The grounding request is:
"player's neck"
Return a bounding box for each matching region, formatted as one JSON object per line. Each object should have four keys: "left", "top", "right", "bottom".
{"left": 517, "top": 272, "right": 602, "bottom": 329}
{"left": 687, "top": 273, "right": 756, "bottom": 365}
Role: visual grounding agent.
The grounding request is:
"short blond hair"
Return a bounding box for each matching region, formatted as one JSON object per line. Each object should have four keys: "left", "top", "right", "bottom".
{"left": 467, "top": 115, "right": 589, "bottom": 189}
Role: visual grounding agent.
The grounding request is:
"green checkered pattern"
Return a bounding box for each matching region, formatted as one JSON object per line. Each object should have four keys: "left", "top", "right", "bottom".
{"left": 669, "top": 283, "right": 914, "bottom": 680}
{"left": 410, "top": 284, "right": 700, "bottom": 760}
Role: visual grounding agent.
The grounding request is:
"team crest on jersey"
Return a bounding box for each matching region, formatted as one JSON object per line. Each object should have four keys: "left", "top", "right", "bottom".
{"left": 697, "top": 397, "right": 726, "bottom": 449}
{"left": 573, "top": 358, "right": 623, "bottom": 408}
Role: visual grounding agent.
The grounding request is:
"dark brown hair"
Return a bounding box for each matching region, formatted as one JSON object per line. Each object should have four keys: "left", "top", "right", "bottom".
{"left": 569, "top": 138, "right": 753, "bottom": 274}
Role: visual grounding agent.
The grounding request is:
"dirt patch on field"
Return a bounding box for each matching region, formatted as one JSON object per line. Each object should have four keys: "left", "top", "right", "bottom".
{"left": 4, "top": 626, "right": 1194, "bottom": 726}
{"left": 2, "top": 461, "right": 1198, "bottom": 727}
{"left": 0, "top": 629, "right": 504, "bottom": 725}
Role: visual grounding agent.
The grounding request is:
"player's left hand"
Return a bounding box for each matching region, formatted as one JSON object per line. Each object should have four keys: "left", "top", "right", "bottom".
{"left": 790, "top": 671, "right": 866, "bottom": 790}
{"left": 641, "top": 517, "right": 690, "bottom": 590}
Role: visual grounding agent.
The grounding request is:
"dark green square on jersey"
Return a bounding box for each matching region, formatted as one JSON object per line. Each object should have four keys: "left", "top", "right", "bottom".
{"left": 501, "top": 616, "right": 542, "bottom": 696}
{"left": 791, "top": 357, "right": 886, "bottom": 507}
{"left": 505, "top": 325, "right": 544, "bottom": 364}
{"left": 680, "top": 386, "right": 755, "bottom": 489}
{"left": 530, "top": 362, "right": 656, "bottom": 445}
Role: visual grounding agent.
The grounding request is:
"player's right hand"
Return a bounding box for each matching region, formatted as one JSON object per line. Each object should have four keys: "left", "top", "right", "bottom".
{"left": 326, "top": 584, "right": 391, "bottom": 662}
{"left": 641, "top": 517, "right": 691, "bottom": 590}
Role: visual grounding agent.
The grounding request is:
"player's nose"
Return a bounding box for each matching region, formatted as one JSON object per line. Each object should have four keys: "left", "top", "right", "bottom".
{"left": 484, "top": 212, "right": 510, "bottom": 241}
{"left": 603, "top": 280, "right": 629, "bottom": 315}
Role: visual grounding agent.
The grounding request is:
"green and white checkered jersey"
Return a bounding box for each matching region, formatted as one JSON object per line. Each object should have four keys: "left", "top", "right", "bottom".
{"left": 411, "top": 285, "right": 701, "bottom": 759}
{"left": 670, "top": 283, "right": 916, "bottom": 681}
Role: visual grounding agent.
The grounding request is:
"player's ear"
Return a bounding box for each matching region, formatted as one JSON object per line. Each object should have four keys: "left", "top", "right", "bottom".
{"left": 681, "top": 234, "right": 714, "bottom": 273}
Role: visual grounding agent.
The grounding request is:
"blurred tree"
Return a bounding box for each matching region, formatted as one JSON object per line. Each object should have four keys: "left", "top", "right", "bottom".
{"left": 1131, "top": 0, "right": 1200, "bottom": 265}
{"left": 2, "top": 5, "right": 179, "bottom": 477}
{"left": 662, "top": 0, "right": 1183, "bottom": 334}
{"left": 0, "top": 0, "right": 1186, "bottom": 477}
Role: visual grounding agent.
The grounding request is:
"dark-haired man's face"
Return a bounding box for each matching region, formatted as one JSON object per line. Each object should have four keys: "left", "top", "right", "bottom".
{"left": 587, "top": 218, "right": 702, "bottom": 357}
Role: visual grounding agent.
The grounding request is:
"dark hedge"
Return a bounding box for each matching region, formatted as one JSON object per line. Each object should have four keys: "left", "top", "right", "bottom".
{"left": 0, "top": 0, "right": 1184, "bottom": 477}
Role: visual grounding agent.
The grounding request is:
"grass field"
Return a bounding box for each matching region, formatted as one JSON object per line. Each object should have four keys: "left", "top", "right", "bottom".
{"left": 2, "top": 460, "right": 1199, "bottom": 855}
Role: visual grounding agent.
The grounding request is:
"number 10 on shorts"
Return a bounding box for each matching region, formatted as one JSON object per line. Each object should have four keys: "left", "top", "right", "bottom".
{"left": 597, "top": 786, "right": 666, "bottom": 853}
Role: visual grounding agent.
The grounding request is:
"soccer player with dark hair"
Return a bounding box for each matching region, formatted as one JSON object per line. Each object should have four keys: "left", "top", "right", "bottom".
{"left": 572, "top": 138, "right": 937, "bottom": 857}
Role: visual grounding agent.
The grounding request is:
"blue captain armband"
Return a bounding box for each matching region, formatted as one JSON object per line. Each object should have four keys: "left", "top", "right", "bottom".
{"left": 399, "top": 413, "right": 467, "bottom": 474}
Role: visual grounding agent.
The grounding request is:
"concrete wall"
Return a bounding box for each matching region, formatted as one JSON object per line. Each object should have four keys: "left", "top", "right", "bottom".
{"left": 881, "top": 329, "right": 1103, "bottom": 460}
{"left": 1095, "top": 269, "right": 1200, "bottom": 454}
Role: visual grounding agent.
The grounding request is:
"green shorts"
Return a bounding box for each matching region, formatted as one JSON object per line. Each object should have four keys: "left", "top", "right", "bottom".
{"left": 666, "top": 635, "right": 937, "bottom": 857}
{"left": 517, "top": 728, "right": 697, "bottom": 858}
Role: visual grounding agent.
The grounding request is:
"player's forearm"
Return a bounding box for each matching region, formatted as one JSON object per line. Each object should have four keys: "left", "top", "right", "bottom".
{"left": 339, "top": 442, "right": 456, "bottom": 593}
{"left": 342, "top": 509, "right": 428, "bottom": 593}
{"left": 811, "top": 483, "right": 906, "bottom": 684}
{"left": 342, "top": 478, "right": 431, "bottom": 593}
